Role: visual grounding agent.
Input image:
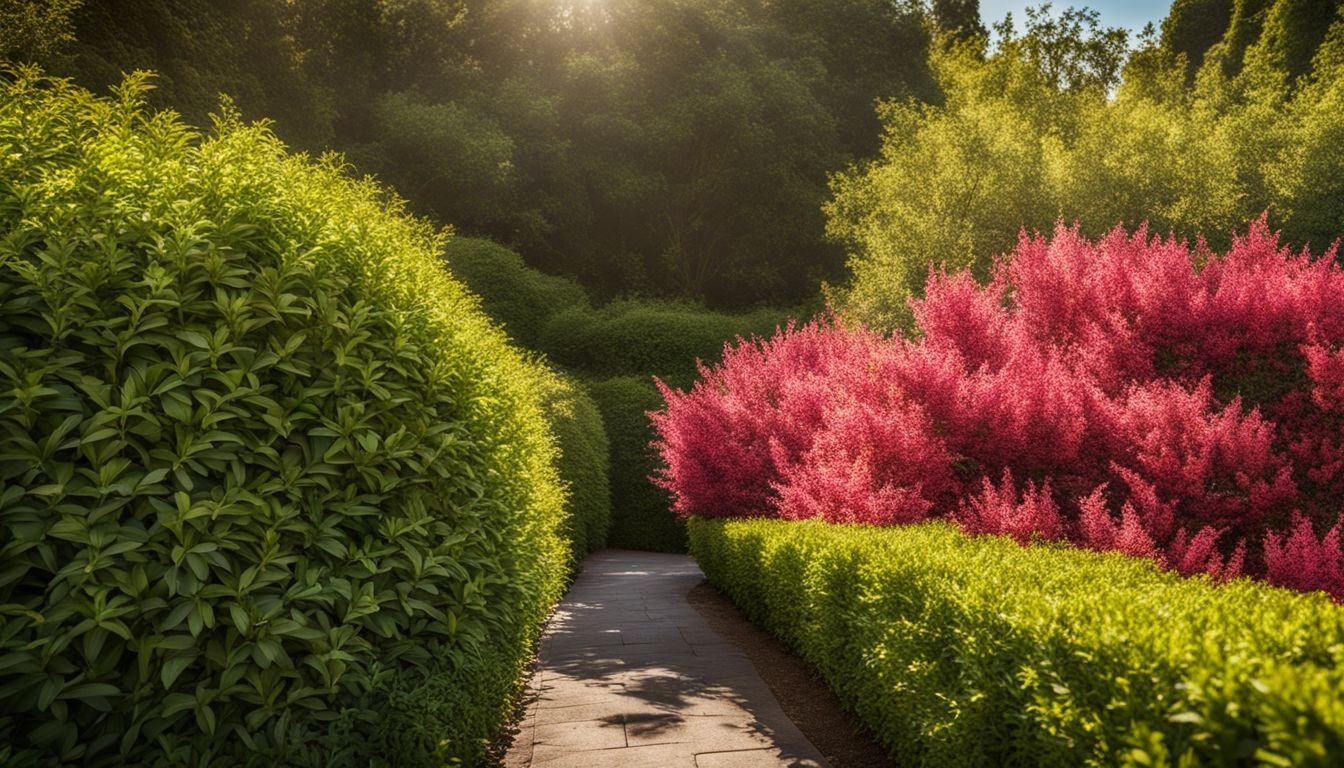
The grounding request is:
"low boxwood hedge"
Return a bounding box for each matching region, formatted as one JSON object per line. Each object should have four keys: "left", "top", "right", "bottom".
{"left": 0, "top": 71, "right": 569, "bottom": 766}
{"left": 689, "top": 518, "right": 1344, "bottom": 767}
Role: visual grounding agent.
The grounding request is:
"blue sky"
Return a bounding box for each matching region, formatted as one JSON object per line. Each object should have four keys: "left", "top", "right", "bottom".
{"left": 978, "top": 1, "right": 1174, "bottom": 40}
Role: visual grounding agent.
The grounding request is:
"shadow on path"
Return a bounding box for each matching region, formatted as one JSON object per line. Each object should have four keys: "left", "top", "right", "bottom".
{"left": 504, "top": 550, "right": 830, "bottom": 768}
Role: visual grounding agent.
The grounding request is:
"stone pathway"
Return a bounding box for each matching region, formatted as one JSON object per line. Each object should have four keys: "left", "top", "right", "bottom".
{"left": 504, "top": 550, "right": 830, "bottom": 768}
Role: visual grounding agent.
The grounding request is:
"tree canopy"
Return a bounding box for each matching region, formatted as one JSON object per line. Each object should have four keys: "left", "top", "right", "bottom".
{"left": 32, "top": 0, "right": 940, "bottom": 309}
{"left": 829, "top": 0, "right": 1344, "bottom": 329}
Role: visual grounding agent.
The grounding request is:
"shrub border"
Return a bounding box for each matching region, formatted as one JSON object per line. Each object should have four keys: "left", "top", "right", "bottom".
{"left": 689, "top": 517, "right": 1344, "bottom": 767}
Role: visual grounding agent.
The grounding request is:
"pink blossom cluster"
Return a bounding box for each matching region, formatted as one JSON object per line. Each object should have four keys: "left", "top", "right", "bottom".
{"left": 652, "top": 217, "right": 1344, "bottom": 600}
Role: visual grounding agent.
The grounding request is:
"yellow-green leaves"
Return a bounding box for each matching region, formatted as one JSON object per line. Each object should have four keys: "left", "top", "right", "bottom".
{"left": 0, "top": 71, "right": 568, "bottom": 767}
{"left": 691, "top": 518, "right": 1344, "bottom": 767}
{"left": 828, "top": 5, "right": 1344, "bottom": 331}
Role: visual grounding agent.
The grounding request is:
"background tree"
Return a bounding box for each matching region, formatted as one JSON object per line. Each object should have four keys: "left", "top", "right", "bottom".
{"left": 27, "top": 0, "right": 937, "bottom": 310}
{"left": 0, "top": 0, "right": 83, "bottom": 62}
{"left": 933, "top": 0, "right": 989, "bottom": 42}
{"left": 829, "top": 1, "right": 1344, "bottom": 331}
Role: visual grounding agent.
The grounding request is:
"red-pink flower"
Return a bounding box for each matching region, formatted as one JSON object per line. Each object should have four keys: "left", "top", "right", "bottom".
{"left": 652, "top": 217, "right": 1344, "bottom": 601}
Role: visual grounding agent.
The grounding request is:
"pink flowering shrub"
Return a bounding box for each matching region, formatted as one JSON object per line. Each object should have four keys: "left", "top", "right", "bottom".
{"left": 1263, "top": 514, "right": 1344, "bottom": 597}
{"left": 772, "top": 395, "right": 955, "bottom": 525}
{"left": 955, "top": 471, "right": 1066, "bottom": 544}
{"left": 652, "top": 217, "right": 1344, "bottom": 600}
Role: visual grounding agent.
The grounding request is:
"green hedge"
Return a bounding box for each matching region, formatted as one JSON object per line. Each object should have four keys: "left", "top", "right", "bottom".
{"left": 0, "top": 72, "right": 569, "bottom": 767}
{"left": 539, "top": 301, "right": 785, "bottom": 388}
{"left": 588, "top": 376, "right": 685, "bottom": 552}
{"left": 443, "top": 237, "right": 589, "bottom": 349}
{"left": 689, "top": 518, "right": 1344, "bottom": 767}
{"left": 537, "top": 369, "right": 611, "bottom": 566}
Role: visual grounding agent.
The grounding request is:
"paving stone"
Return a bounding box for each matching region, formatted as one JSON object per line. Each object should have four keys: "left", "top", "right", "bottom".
{"left": 504, "top": 550, "right": 830, "bottom": 768}
{"left": 549, "top": 630, "right": 625, "bottom": 650}
{"left": 695, "top": 749, "right": 828, "bottom": 768}
{"left": 534, "top": 696, "right": 672, "bottom": 725}
{"left": 537, "top": 679, "right": 626, "bottom": 706}
{"left": 679, "top": 628, "right": 730, "bottom": 644}
{"left": 530, "top": 743, "right": 697, "bottom": 768}
{"left": 533, "top": 719, "right": 627, "bottom": 750}
{"left": 622, "top": 626, "right": 691, "bottom": 645}
{"left": 625, "top": 714, "right": 776, "bottom": 751}
{"left": 645, "top": 611, "right": 706, "bottom": 622}
{"left": 607, "top": 646, "right": 700, "bottom": 667}
{"left": 547, "top": 645, "right": 633, "bottom": 663}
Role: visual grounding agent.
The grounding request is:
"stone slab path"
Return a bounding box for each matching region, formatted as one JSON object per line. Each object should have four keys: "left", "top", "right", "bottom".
{"left": 504, "top": 550, "right": 830, "bottom": 768}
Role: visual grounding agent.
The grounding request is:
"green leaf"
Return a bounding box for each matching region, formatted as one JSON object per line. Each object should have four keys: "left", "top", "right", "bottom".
{"left": 59, "top": 682, "right": 121, "bottom": 699}
{"left": 160, "top": 653, "right": 196, "bottom": 690}
{"left": 229, "top": 604, "right": 250, "bottom": 635}
{"left": 161, "top": 692, "right": 196, "bottom": 718}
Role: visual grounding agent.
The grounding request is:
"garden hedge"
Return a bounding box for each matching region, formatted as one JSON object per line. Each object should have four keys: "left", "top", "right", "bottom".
{"left": 538, "top": 301, "right": 784, "bottom": 388}
{"left": 588, "top": 376, "right": 685, "bottom": 552}
{"left": 0, "top": 72, "right": 569, "bottom": 766}
{"left": 537, "top": 369, "right": 611, "bottom": 566}
{"left": 442, "top": 237, "right": 589, "bottom": 349}
{"left": 690, "top": 518, "right": 1344, "bottom": 767}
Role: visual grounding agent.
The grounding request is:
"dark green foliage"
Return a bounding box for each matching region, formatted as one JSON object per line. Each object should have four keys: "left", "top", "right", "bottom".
{"left": 588, "top": 377, "right": 685, "bottom": 553}
{"left": 932, "top": 0, "right": 988, "bottom": 44}
{"left": 355, "top": 94, "right": 517, "bottom": 233}
{"left": 539, "top": 301, "right": 789, "bottom": 554}
{"left": 1212, "top": 0, "right": 1278, "bottom": 77}
{"left": 445, "top": 241, "right": 778, "bottom": 556}
{"left": 440, "top": 239, "right": 610, "bottom": 562}
{"left": 0, "top": 0, "right": 84, "bottom": 61}
{"left": 1162, "top": 0, "right": 1237, "bottom": 77}
{"left": 1184, "top": 0, "right": 1342, "bottom": 81}
{"left": 538, "top": 301, "right": 785, "bottom": 389}
{"left": 35, "top": 0, "right": 937, "bottom": 310}
{"left": 443, "top": 237, "right": 589, "bottom": 349}
{"left": 1250, "top": 0, "right": 1341, "bottom": 79}
{"left": 690, "top": 518, "right": 1344, "bottom": 767}
{"left": 537, "top": 370, "right": 612, "bottom": 566}
{"left": 45, "top": 0, "right": 335, "bottom": 149}
{"left": 0, "top": 72, "right": 569, "bottom": 767}
{"left": 765, "top": 0, "right": 936, "bottom": 155}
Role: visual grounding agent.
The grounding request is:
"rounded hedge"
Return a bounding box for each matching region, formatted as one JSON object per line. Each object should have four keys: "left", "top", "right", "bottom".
{"left": 587, "top": 376, "right": 686, "bottom": 552}
{"left": 536, "top": 370, "right": 611, "bottom": 566}
{"left": 538, "top": 301, "right": 785, "bottom": 388}
{"left": 0, "top": 72, "right": 568, "bottom": 766}
{"left": 442, "top": 236, "right": 589, "bottom": 349}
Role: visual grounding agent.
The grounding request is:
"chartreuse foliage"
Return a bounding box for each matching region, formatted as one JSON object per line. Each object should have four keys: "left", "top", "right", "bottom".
{"left": 830, "top": 3, "right": 1344, "bottom": 330}
{"left": 536, "top": 369, "right": 611, "bottom": 566}
{"left": 588, "top": 377, "right": 685, "bottom": 553}
{"left": 691, "top": 518, "right": 1344, "bottom": 768}
{"left": 0, "top": 71, "right": 568, "bottom": 766}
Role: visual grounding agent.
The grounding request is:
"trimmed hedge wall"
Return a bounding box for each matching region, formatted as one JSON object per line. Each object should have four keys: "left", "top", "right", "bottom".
{"left": 539, "top": 301, "right": 785, "bottom": 388}
{"left": 0, "top": 72, "right": 569, "bottom": 767}
{"left": 442, "top": 236, "right": 589, "bottom": 349}
{"left": 537, "top": 369, "right": 611, "bottom": 566}
{"left": 589, "top": 376, "right": 686, "bottom": 552}
{"left": 443, "top": 240, "right": 790, "bottom": 554}
{"left": 543, "top": 301, "right": 787, "bottom": 554}
{"left": 689, "top": 518, "right": 1344, "bottom": 767}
